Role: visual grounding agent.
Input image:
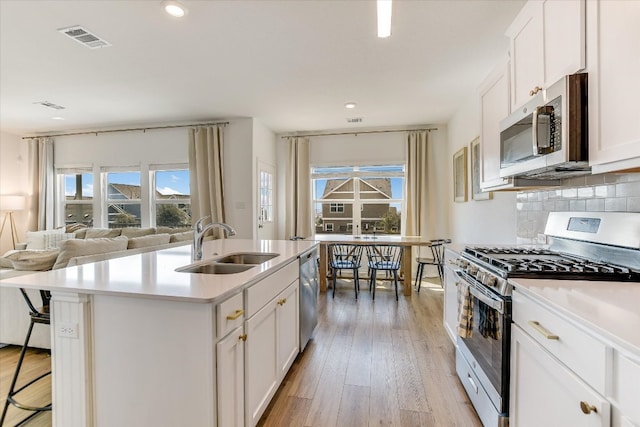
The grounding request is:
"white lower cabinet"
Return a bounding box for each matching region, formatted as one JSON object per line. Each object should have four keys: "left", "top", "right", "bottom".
{"left": 510, "top": 324, "right": 611, "bottom": 427}
{"left": 245, "top": 279, "right": 299, "bottom": 427}
{"left": 217, "top": 325, "right": 245, "bottom": 427}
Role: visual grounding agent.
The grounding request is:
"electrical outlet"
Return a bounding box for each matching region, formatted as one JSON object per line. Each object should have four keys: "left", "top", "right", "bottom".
{"left": 537, "top": 234, "right": 547, "bottom": 245}
{"left": 57, "top": 322, "right": 79, "bottom": 339}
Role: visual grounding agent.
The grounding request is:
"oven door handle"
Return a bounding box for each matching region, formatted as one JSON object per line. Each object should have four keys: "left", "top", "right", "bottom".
{"left": 468, "top": 284, "right": 504, "bottom": 314}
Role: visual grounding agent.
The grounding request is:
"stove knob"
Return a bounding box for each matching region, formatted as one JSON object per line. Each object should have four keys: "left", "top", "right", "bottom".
{"left": 485, "top": 276, "right": 497, "bottom": 287}
{"left": 468, "top": 266, "right": 479, "bottom": 275}
{"left": 476, "top": 271, "right": 485, "bottom": 282}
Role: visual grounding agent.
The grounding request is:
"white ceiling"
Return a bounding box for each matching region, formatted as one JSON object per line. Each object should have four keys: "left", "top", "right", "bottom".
{"left": 0, "top": 0, "right": 525, "bottom": 136}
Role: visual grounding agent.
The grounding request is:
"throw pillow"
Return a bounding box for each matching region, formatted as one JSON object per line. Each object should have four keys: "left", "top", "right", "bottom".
{"left": 65, "top": 223, "right": 88, "bottom": 233}
{"left": 53, "top": 236, "right": 129, "bottom": 270}
{"left": 44, "top": 232, "right": 76, "bottom": 249}
{"left": 120, "top": 227, "right": 156, "bottom": 238}
{"left": 0, "top": 250, "right": 22, "bottom": 268}
{"left": 127, "top": 233, "right": 170, "bottom": 249}
{"left": 84, "top": 228, "right": 122, "bottom": 239}
{"left": 157, "top": 226, "right": 192, "bottom": 234}
{"left": 25, "top": 229, "right": 64, "bottom": 250}
{"left": 5, "top": 249, "right": 60, "bottom": 271}
{"left": 169, "top": 230, "right": 193, "bottom": 243}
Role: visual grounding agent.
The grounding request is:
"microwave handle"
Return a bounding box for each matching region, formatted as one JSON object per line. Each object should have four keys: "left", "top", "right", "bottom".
{"left": 532, "top": 105, "right": 554, "bottom": 156}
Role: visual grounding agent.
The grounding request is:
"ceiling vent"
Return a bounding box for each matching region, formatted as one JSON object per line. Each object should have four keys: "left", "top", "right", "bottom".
{"left": 58, "top": 25, "right": 112, "bottom": 49}
{"left": 34, "top": 101, "right": 65, "bottom": 110}
{"left": 346, "top": 117, "right": 363, "bottom": 123}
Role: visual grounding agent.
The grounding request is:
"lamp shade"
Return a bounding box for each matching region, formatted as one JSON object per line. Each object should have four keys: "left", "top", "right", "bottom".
{"left": 0, "top": 195, "right": 26, "bottom": 211}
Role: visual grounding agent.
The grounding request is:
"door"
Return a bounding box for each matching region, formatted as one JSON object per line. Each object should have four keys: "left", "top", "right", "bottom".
{"left": 216, "top": 325, "right": 245, "bottom": 427}
{"left": 257, "top": 161, "right": 275, "bottom": 240}
{"left": 276, "top": 281, "right": 299, "bottom": 377}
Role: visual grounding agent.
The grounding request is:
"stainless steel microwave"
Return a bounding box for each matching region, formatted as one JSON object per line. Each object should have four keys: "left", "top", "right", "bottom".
{"left": 499, "top": 73, "right": 589, "bottom": 179}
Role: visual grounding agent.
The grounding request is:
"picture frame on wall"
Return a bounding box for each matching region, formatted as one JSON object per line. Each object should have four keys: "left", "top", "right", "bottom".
{"left": 453, "top": 146, "right": 467, "bottom": 203}
{"left": 470, "top": 137, "right": 492, "bottom": 201}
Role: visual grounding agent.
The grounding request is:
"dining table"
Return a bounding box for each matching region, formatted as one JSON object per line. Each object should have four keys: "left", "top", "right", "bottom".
{"left": 312, "top": 234, "right": 442, "bottom": 297}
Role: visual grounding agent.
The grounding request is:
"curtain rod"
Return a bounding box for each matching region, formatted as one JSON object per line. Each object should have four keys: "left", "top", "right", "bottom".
{"left": 21, "top": 121, "right": 230, "bottom": 140}
{"left": 280, "top": 127, "right": 438, "bottom": 139}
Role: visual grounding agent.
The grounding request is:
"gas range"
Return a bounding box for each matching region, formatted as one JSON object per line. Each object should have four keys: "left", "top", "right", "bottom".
{"left": 453, "top": 212, "right": 640, "bottom": 427}
{"left": 457, "top": 212, "right": 640, "bottom": 297}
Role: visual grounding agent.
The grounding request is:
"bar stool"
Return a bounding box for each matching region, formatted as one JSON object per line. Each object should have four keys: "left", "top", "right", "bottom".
{"left": 415, "top": 239, "right": 451, "bottom": 291}
{"left": 0, "top": 289, "right": 52, "bottom": 426}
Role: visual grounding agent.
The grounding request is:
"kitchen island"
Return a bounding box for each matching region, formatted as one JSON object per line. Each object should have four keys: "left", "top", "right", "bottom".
{"left": 0, "top": 238, "right": 318, "bottom": 427}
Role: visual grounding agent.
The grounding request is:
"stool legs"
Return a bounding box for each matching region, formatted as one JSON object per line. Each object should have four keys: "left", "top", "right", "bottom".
{"left": 0, "top": 319, "right": 52, "bottom": 427}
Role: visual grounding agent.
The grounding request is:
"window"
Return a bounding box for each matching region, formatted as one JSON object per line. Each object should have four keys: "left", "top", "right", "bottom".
{"left": 312, "top": 165, "right": 404, "bottom": 235}
{"left": 259, "top": 170, "right": 273, "bottom": 222}
{"left": 60, "top": 169, "right": 94, "bottom": 226}
{"left": 153, "top": 168, "right": 191, "bottom": 228}
{"left": 330, "top": 203, "right": 344, "bottom": 213}
{"left": 105, "top": 171, "right": 142, "bottom": 228}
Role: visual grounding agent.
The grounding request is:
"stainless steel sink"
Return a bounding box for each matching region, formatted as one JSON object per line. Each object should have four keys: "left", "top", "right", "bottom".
{"left": 215, "top": 252, "right": 279, "bottom": 265}
{"left": 176, "top": 263, "right": 254, "bottom": 275}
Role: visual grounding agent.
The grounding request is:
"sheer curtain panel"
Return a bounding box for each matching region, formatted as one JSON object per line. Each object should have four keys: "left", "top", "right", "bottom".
{"left": 405, "top": 130, "right": 437, "bottom": 238}
{"left": 285, "top": 136, "right": 312, "bottom": 238}
{"left": 188, "top": 126, "right": 226, "bottom": 237}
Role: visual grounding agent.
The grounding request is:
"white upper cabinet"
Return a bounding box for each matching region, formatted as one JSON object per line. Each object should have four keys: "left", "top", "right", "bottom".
{"left": 587, "top": 0, "right": 640, "bottom": 173}
{"left": 507, "top": 0, "right": 585, "bottom": 111}
{"left": 479, "top": 58, "right": 510, "bottom": 190}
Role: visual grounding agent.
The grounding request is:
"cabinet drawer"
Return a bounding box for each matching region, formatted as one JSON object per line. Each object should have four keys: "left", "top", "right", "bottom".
{"left": 246, "top": 261, "right": 297, "bottom": 318}
{"left": 217, "top": 292, "right": 244, "bottom": 338}
{"left": 512, "top": 287, "right": 608, "bottom": 394}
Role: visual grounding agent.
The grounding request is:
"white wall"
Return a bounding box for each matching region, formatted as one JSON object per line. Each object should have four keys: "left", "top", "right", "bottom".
{"left": 224, "top": 118, "right": 254, "bottom": 239}
{"left": 446, "top": 94, "right": 517, "bottom": 245}
{"left": 0, "top": 131, "right": 31, "bottom": 253}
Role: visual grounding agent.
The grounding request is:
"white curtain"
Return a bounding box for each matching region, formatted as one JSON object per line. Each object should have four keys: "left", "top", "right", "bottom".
{"left": 188, "top": 126, "right": 226, "bottom": 237}
{"left": 285, "top": 136, "right": 312, "bottom": 238}
{"left": 26, "top": 137, "right": 54, "bottom": 230}
{"left": 405, "top": 130, "right": 437, "bottom": 239}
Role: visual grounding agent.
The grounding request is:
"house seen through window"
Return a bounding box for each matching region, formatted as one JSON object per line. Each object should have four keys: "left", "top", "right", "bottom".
{"left": 59, "top": 166, "right": 190, "bottom": 229}
{"left": 312, "top": 165, "right": 404, "bottom": 236}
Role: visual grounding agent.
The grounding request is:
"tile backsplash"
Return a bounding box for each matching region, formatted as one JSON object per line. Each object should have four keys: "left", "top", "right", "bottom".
{"left": 516, "top": 173, "right": 640, "bottom": 244}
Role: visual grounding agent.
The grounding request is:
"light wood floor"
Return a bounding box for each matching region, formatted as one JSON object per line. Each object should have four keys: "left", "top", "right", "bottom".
{"left": 0, "top": 344, "right": 52, "bottom": 427}
{"left": 0, "top": 278, "right": 481, "bottom": 427}
{"left": 257, "top": 278, "right": 482, "bottom": 427}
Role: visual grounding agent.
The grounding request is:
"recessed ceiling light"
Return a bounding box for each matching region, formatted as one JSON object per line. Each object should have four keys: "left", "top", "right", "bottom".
{"left": 344, "top": 102, "right": 357, "bottom": 109}
{"left": 377, "top": 0, "right": 392, "bottom": 38}
{"left": 162, "top": 0, "right": 188, "bottom": 18}
{"left": 51, "top": 117, "right": 65, "bottom": 120}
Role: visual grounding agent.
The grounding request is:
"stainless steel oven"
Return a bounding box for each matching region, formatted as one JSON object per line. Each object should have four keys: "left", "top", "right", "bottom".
{"left": 455, "top": 266, "right": 511, "bottom": 427}
{"left": 454, "top": 212, "right": 640, "bottom": 427}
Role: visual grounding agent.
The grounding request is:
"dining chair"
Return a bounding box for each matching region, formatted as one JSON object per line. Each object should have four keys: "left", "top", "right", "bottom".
{"left": 415, "top": 238, "right": 451, "bottom": 291}
{"left": 366, "top": 245, "right": 403, "bottom": 301}
{"left": 328, "top": 244, "right": 363, "bottom": 299}
{"left": 0, "top": 289, "right": 52, "bottom": 426}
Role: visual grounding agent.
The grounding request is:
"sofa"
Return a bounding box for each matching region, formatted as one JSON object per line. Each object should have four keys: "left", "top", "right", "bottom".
{"left": 0, "top": 225, "right": 194, "bottom": 278}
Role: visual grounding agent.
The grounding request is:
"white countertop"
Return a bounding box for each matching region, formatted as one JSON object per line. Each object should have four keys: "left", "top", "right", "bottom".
{"left": 0, "top": 239, "right": 318, "bottom": 303}
{"left": 511, "top": 278, "right": 640, "bottom": 357}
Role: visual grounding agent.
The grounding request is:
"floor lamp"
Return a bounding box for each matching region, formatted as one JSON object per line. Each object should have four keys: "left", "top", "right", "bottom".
{"left": 0, "top": 195, "right": 26, "bottom": 250}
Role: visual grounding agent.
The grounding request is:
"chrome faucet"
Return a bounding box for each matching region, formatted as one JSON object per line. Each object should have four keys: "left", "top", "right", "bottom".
{"left": 192, "top": 217, "right": 237, "bottom": 261}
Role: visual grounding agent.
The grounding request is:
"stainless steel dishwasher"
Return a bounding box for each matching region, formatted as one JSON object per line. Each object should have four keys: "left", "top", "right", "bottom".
{"left": 299, "top": 247, "right": 319, "bottom": 351}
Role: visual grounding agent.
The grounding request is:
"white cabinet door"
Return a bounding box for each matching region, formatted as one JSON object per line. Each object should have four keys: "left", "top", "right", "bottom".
{"left": 217, "top": 325, "right": 245, "bottom": 427}
{"left": 276, "top": 280, "right": 299, "bottom": 378}
{"left": 479, "top": 59, "right": 510, "bottom": 190}
{"left": 507, "top": 1, "right": 544, "bottom": 110}
{"left": 442, "top": 263, "right": 459, "bottom": 345}
{"left": 588, "top": 0, "right": 640, "bottom": 173}
{"left": 510, "top": 324, "right": 611, "bottom": 427}
{"left": 245, "top": 297, "right": 278, "bottom": 427}
{"left": 543, "top": 0, "right": 586, "bottom": 87}
{"left": 507, "top": 0, "right": 585, "bottom": 110}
